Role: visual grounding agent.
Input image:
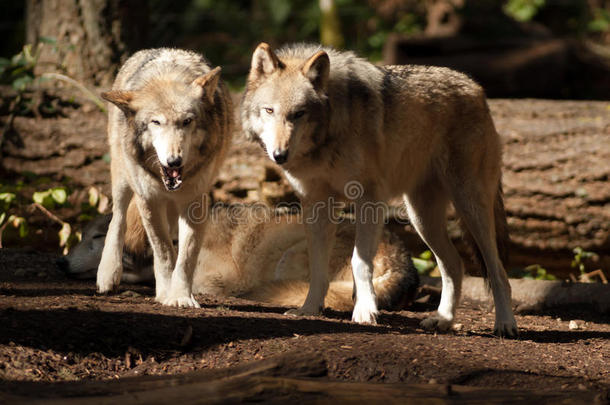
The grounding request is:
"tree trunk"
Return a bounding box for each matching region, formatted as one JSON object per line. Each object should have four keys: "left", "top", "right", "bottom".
{"left": 319, "top": 0, "right": 344, "bottom": 49}
{"left": 25, "top": 0, "right": 148, "bottom": 87}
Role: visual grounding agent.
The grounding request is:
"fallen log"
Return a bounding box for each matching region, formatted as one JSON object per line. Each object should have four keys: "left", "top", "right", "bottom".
{"left": 422, "top": 276, "right": 610, "bottom": 313}
{"left": 0, "top": 351, "right": 602, "bottom": 404}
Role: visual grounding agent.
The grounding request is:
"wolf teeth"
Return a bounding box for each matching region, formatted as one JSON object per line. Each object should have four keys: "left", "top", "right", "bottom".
{"left": 161, "top": 166, "right": 183, "bottom": 191}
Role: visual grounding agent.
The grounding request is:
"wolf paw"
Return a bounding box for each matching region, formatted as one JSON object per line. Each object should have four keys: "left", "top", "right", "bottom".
{"left": 162, "top": 294, "right": 200, "bottom": 308}
{"left": 285, "top": 305, "right": 322, "bottom": 317}
{"left": 420, "top": 314, "right": 453, "bottom": 333}
{"left": 352, "top": 299, "right": 378, "bottom": 325}
{"left": 493, "top": 320, "right": 519, "bottom": 338}
{"left": 96, "top": 268, "right": 121, "bottom": 294}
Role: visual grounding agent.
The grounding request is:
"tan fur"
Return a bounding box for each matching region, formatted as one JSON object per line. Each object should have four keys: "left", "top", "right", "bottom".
{"left": 96, "top": 48, "right": 233, "bottom": 308}
{"left": 241, "top": 43, "right": 517, "bottom": 336}
{"left": 189, "top": 205, "right": 416, "bottom": 311}
{"left": 65, "top": 202, "right": 417, "bottom": 312}
{"left": 124, "top": 199, "right": 148, "bottom": 256}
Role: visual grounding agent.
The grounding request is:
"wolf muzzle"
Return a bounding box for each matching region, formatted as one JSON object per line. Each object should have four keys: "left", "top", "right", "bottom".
{"left": 272, "top": 149, "right": 289, "bottom": 165}
{"left": 159, "top": 154, "right": 184, "bottom": 190}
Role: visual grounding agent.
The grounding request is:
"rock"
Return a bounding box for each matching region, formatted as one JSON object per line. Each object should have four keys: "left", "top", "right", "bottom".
{"left": 120, "top": 290, "right": 142, "bottom": 298}
{"left": 568, "top": 320, "right": 584, "bottom": 330}
{"left": 452, "top": 323, "right": 464, "bottom": 332}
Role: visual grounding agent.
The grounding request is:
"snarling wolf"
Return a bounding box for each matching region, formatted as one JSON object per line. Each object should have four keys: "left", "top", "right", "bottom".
{"left": 60, "top": 201, "right": 419, "bottom": 312}
{"left": 97, "top": 48, "right": 233, "bottom": 308}
{"left": 241, "top": 43, "right": 517, "bottom": 336}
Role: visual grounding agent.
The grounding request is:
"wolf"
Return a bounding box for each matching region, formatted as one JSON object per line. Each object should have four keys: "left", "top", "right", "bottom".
{"left": 59, "top": 201, "right": 419, "bottom": 311}
{"left": 96, "top": 48, "right": 233, "bottom": 308}
{"left": 241, "top": 43, "right": 517, "bottom": 336}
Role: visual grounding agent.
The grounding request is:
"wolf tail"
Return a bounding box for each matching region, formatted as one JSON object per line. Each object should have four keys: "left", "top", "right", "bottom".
{"left": 124, "top": 199, "right": 149, "bottom": 257}
{"left": 460, "top": 183, "right": 510, "bottom": 285}
{"left": 243, "top": 250, "right": 419, "bottom": 312}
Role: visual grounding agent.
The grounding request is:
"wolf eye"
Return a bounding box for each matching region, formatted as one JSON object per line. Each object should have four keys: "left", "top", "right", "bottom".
{"left": 151, "top": 119, "right": 161, "bottom": 126}
{"left": 182, "top": 118, "right": 193, "bottom": 126}
{"left": 264, "top": 107, "right": 274, "bottom": 115}
{"left": 293, "top": 110, "right": 305, "bottom": 119}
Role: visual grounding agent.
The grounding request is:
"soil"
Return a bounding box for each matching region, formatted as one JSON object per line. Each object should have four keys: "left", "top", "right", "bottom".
{"left": 0, "top": 248, "right": 608, "bottom": 401}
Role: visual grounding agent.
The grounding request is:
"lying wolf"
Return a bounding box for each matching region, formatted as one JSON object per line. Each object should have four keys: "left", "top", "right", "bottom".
{"left": 97, "top": 48, "right": 233, "bottom": 308}
{"left": 241, "top": 43, "right": 516, "bottom": 336}
{"left": 59, "top": 200, "right": 419, "bottom": 312}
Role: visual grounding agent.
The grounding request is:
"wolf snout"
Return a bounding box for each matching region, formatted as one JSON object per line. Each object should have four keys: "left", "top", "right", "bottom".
{"left": 160, "top": 155, "right": 184, "bottom": 191}
{"left": 166, "top": 155, "right": 182, "bottom": 168}
{"left": 272, "top": 149, "right": 289, "bottom": 165}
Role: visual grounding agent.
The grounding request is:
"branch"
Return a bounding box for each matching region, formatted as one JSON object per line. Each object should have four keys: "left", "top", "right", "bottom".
{"left": 41, "top": 72, "right": 106, "bottom": 112}
{"left": 32, "top": 202, "right": 66, "bottom": 226}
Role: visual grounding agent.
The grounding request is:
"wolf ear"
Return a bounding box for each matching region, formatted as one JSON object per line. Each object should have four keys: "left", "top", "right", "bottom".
{"left": 250, "top": 43, "right": 281, "bottom": 80}
{"left": 101, "top": 90, "right": 135, "bottom": 115}
{"left": 193, "top": 66, "right": 222, "bottom": 104}
{"left": 302, "top": 51, "right": 330, "bottom": 92}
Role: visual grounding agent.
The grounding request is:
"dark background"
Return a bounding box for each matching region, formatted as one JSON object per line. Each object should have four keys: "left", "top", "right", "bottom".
{"left": 2, "top": 0, "right": 609, "bottom": 98}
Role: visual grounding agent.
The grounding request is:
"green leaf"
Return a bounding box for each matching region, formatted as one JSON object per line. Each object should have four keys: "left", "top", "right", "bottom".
{"left": 12, "top": 75, "right": 34, "bottom": 92}
{"left": 58, "top": 222, "right": 71, "bottom": 247}
{"left": 503, "top": 0, "right": 545, "bottom": 22}
{"left": 33, "top": 190, "right": 55, "bottom": 209}
{"left": 88, "top": 187, "right": 99, "bottom": 207}
{"left": 18, "top": 219, "right": 28, "bottom": 238}
{"left": 588, "top": 8, "right": 610, "bottom": 32}
{"left": 51, "top": 188, "right": 68, "bottom": 205}
{"left": 7, "top": 216, "right": 27, "bottom": 238}
{"left": 0, "top": 212, "right": 6, "bottom": 225}
{"left": 419, "top": 250, "right": 433, "bottom": 260}
{"left": 32, "top": 190, "right": 48, "bottom": 205}
{"left": 0, "top": 192, "right": 16, "bottom": 208}
{"left": 11, "top": 53, "right": 27, "bottom": 67}
{"left": 412, "top": 257, "right": 436, "bottom": 275}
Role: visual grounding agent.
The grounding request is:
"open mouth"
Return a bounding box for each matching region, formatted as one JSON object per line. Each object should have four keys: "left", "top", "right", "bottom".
{"left": 160, "top": 165, "right": 183, "bottom": 191}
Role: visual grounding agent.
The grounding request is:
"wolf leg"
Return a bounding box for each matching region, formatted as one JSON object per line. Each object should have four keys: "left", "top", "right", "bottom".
{"left": 162, "top": 204, "right": 206, "bottom": 308}
{"left": 450, "top": 184, "right": 518, "bottom": 337}
{"left": 404, "top": 181, "right": 463, "bottom": 332}
{"left": 97, "top": 179, "right": 132, "bottom": 293}
{"left": 350, "top": 210, "right": 382, "bottom": 324}
{"left": 285, "top": 202, "right": 336, "bottom": 316}
{"left": 134, "top": 197, "right": 175, "bottom": 303}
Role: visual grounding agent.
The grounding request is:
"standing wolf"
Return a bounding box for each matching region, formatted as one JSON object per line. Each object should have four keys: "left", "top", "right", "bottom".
{"left": 97, "top": 48, "right": 232, "bottom": 308}
{"left": 241, "top": 43, "right": 517, "bottom": 336}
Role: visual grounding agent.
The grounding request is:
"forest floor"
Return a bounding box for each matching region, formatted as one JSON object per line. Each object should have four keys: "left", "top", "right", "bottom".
{"left": 0, "top": 93, "right": 608, "bottom": 401}
{"left": 0, "top": 248, "right": 608, "bottom": 402}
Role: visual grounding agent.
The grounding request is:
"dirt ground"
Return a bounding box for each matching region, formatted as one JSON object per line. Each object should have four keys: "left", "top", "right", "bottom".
{"left": 0, "top": 248, "right": 608, "bottom": 401}
{"left": 0, "top": 90, "right": 609, "bottom": 400}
